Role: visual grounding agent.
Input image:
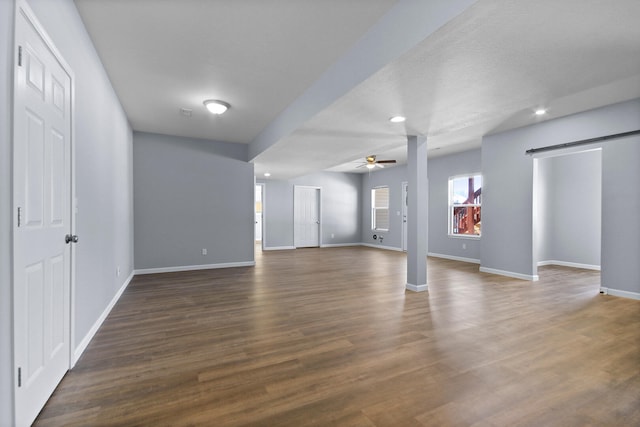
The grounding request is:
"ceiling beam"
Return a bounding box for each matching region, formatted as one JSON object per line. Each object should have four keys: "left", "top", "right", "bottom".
{"left": 248, "top": 0, "right": 479, "bottom": 161}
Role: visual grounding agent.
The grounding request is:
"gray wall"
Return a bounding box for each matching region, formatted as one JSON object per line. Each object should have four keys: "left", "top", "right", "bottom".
{"left": 482, "top": 99, "right": 640, "bottom": 288}
{"left": 361, "top": 166, "right": 408, "bottom": 249}
{"left": 428, "top": 148, "right": 482, "bottom": 260}
{"left": 258, "top": 171, "right": 362, "bottom": 248}
{"left": 1, "top": 0, "right": 15, "bottom": 421}
{"left": 482, "top": 127, "right": 537, "bottom": 278}
{"left": 534, "top": 157, "right": 553, "bottom": 263}
{"left": 536, "top": 150, "right": 602, "bottom": 267}
{"left": 2, "top": 0, "right": 135, "bottom": 424}
{"left": 602, "top": 136, "right": 640, "bottom": 295}
{"left": 133, "top": 132, "right": 254, "bottom": 269}
{"left": 359, "top": 148, "right": 482, "bottom": 258}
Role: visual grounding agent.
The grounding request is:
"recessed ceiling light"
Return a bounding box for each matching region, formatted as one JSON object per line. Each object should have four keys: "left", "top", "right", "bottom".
{"left": 535, "top": 108, "right": 547, "bottom": 116}
{"left": 263, "top": 172, "right": 271, "bottom": 177}
{"left": 389, "top": 116, "right": 406, "bottom": 123}
{"left": 203, "top": 99, "right": 230, "bottom": 115}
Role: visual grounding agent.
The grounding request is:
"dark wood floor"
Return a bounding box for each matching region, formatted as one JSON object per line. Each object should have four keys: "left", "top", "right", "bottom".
{"left": 35, "top": 246, "right": 639, "bottom": 426}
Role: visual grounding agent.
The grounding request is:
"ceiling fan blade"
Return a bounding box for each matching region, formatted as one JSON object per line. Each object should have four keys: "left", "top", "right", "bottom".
{"left": 375, "top": 163, "right": 384, "bottom": 168}
{"left": 355, "top": 163, "right": 367, "bottom": 168}
{"left": 377, "top": 160, "right": 396, "bottom": 164}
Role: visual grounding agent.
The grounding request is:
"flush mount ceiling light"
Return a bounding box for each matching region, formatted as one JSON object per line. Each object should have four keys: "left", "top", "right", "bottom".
{"left": 203, "top": 99, "right": 230, "bottom": 115}
{"left": 389, "top": 116, "right": 406, "bottom": 123}
{"left": 264, "top": 172, "right": 271, "bottom": 177}
{"left": 535, "top": 108, "right": 547, "bottom": 116}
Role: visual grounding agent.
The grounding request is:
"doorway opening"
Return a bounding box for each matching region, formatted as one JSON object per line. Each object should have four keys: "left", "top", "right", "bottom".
{"left": 533, "top": 148, "right": 602, "bottom": 290}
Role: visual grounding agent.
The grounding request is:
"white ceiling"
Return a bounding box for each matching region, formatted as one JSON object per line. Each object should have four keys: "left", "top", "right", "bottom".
{"left": 73, "top": 0, "right": 398, "bottom": 143}
{"left": 75, "top": 0, "right": 640, "bottom": 180}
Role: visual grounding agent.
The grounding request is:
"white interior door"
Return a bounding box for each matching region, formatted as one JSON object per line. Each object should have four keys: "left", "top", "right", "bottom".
{"left": 294, "top": 186, "right": 320, "bottom": 248}
{"left": 13, "top": 4, "right": 73, "bottom": 426}
{"left": 402, "top": 182, "right": 408, "bottom": 251}
{"left": 255, "top": 184, "right": 263, "bottom": 242}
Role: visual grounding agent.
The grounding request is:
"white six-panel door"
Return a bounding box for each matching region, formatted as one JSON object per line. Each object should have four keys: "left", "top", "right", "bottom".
{"left": 294, "top": 186, "right": 320, "bottom": 248}
{"left": 255, "top": 184, "right": 263, "bottom": 242}
{"left": 402, "top": 182, "right": 408, "bottom": 252}
{"left": 13, "top": 3, "right": 73, "bottom": 426}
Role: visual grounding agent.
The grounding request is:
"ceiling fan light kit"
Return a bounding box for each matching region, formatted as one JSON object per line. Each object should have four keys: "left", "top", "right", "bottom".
{"left": 357, "top": 154, "right": 397, "bottom": 170}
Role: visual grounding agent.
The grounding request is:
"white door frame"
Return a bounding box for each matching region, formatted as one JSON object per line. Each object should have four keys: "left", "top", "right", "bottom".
{"left": 293, "top": 185, "right": 322, "bottom": 248}
{"left": 401, "top": 181, "right": 408, "bottom": 252}
{"left": 12, "top": 0, "right": 76, "bottom": 423}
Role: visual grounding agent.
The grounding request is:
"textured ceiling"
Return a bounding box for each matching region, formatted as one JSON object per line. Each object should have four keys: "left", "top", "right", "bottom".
{"left": 254, "top": 0, "right": 640, "bottom": 177}
{"left": 74, "top": 0, "right": 398, "bottom": 143}
{"left": 75, "top": 0, "right": 640, "bottom": 180}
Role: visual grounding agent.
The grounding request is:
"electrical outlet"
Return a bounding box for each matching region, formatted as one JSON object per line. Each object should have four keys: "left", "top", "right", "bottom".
{"left": 116, "top": 267, "right": 121, "bottom": 277}
{"left": 331, "top": 233, "right": 335, "bottom": 239}
{"left": 202, "top": 248, "right": 207, "bottom": 255}
{"left": 462, "top": 243, "right": 467, "bottom": 250}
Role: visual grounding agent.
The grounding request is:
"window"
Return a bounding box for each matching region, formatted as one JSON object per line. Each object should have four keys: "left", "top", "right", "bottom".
{"left": 372, "top": 187, "right": 389, "bottom": 231}
{"left": 449, "top": 174, "right": 482, "bottom": 237}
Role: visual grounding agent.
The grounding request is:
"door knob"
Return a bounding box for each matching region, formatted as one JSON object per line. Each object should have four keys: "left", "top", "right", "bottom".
{"left": 65, "top": 234, "right": 78, "bottom": 244}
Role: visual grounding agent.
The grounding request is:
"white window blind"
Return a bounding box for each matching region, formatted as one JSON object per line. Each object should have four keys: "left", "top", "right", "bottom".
{"left": 372, "top": 187, "right": 390, "bottom": 231}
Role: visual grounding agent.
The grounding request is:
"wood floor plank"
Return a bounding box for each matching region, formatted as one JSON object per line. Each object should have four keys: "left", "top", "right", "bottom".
{"left": 34, "top": 247, "right": 640, "bottom": 426}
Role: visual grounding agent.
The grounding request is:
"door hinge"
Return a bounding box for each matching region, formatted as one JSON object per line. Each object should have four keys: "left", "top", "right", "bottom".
{"left": 17, "top": 207, "right": 22, "bottom": 227}
{"left": 18, "top": 367, "right": 21, "bottom": 387}
{"left": 18, "top": 46, "right": 22, "bottom": 67}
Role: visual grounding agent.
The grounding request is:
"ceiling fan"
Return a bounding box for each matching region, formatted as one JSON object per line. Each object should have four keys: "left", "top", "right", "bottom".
{"left": 357, "top": 155, "right": 397, "bottom": 169}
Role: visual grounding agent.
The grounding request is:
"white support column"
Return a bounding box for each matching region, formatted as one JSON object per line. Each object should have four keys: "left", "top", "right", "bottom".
{"left": 406, "top": 135, "right": 428, "bottom": 292}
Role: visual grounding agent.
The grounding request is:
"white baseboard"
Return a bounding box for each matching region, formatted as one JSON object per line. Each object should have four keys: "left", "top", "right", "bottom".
{"left": 538, "top": 260, "right": 600, "bottom": 271}
{"left": 405, "top": 283, "right": 428, "bottom": 292}
{"left": 479, "top": 266, "right": 539, "bottom": 281}
{"left": 360, "top": 243, "right": 404, "bottom": 252}
{"left": 320, "top": 243, "right": 361, "bottom": 248}
{"left": 262, "top": 246, "right": 295, "bottom": 251}
{"left": 73, "top": 271, "right": 134, "bottom": 364}
{"left": 428, "top": 252, "right": 480, "bottom": 264}
{"left": 599, "top": 287, "right": 640, "bottom": 300}
{"left": 135, "top": 261, "right": 255, "bottom": 275}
